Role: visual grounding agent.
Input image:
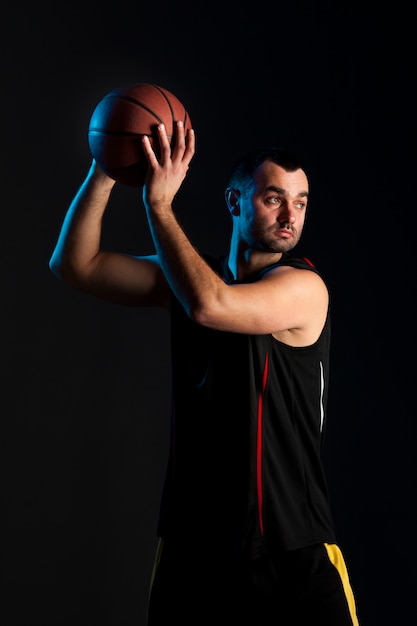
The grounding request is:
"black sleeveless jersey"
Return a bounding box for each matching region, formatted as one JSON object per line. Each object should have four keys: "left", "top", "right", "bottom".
{"left": 156, "top": 253, "right": 337, "bottom": 559}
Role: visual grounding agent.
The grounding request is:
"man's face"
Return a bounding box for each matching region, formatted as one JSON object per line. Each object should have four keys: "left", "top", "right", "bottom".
{"left": 238, "top": 161, "right": 309, "bottom": 254}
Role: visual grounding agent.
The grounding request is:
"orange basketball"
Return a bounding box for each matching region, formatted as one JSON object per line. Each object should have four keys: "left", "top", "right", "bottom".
{"left": 88, "top": 83, "right": 192, "bottom": 187}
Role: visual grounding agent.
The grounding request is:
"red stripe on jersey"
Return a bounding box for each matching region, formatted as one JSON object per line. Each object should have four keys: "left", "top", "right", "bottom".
{"left": 257, "top": 352, "right": 269, "bottom": 535}
{"left": 302, "top": 256, "right": 315, "bottom": 267}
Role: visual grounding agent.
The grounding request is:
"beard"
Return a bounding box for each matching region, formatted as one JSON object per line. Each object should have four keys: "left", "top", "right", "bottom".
{"left": 253, "top": 223, "right": 301, "bottom": 253}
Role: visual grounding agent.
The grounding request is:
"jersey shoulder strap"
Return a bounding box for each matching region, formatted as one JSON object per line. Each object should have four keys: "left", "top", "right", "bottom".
{"left": 204, "top": 253, "right": 321, "bottom": 284}
{"left": 259, "top": 253, "right": 317, "bottom": 275}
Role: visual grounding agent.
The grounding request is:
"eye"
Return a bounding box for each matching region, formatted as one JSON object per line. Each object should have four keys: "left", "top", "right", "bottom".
{"left": 267, "top": 195, "right": 282, "bottom": 206}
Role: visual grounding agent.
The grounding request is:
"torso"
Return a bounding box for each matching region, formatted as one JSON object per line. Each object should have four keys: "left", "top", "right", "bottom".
{"left": 156, "top": 253, "right": 337, "bottom": 558}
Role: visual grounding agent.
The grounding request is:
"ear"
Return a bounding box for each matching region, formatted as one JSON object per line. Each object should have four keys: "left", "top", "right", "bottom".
{"left": 225, "top": 188, "right": 241, "bottom": 216}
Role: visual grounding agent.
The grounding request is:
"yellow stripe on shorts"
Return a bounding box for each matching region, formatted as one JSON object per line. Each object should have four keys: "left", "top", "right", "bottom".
{"left": 324, "top": 543, "right": 360, "bottom": 626}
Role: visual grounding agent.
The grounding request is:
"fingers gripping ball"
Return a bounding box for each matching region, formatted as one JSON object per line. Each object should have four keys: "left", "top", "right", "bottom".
{"left": 88, "top": 83, "right": 192, "bottom": 187}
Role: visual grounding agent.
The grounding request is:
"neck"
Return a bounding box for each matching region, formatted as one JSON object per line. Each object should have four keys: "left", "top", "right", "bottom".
{"left": 227, "top": 239, "right": 284, "bottom": 281}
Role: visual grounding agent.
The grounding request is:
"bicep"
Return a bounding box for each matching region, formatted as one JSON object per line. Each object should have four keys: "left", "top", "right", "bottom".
{"left": 81, "top": 252, "right": 171, "bottom": 308}
{"left": 197, "top": 268, "right": 328, "bottom": 338}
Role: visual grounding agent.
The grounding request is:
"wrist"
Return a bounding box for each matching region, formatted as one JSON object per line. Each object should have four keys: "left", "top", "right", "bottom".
{"left": 88, "top": 160, "right": 116, "bottom": 191}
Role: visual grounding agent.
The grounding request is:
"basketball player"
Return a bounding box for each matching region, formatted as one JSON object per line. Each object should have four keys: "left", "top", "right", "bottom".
{"left": 49, "top": 121, "right": 360, "bottom": 625}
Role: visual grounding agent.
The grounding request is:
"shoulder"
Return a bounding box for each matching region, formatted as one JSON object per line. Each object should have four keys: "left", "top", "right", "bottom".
{"left": 266, "top": 262, "right": 328, "bottom": 303}
{"left": 262, "top": 255, "right": 328, "bottom": 290}
{"left": 263, "top": 254, "right": 324, "bottom": 277}
{"left": 264, "top": 258, "right": 329, "bottom": 346}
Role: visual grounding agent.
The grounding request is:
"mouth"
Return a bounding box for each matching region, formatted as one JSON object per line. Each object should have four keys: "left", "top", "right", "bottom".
{"left": 274, "top": 228, "right": 293, "bottom": 239}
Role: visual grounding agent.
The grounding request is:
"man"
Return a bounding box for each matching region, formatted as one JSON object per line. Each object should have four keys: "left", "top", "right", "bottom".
{"left": 50, "top": 121, "right": 360, "bottom": 625}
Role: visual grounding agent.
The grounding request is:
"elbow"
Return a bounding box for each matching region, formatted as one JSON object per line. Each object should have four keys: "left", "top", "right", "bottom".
{"left": 49, "top": 251, "right": 80, "bottom": 288}
{"left": 188, "top": 300, "right": 220, "bottom": 329}
{"left": 49, "top": 252, "right": 64, "bottom": 280}
{"left": 188, "top": 307, "right": 207, "bottom": 326}
{"left": 186, "top": 286, "right": 231, "bottom": 329}
{"left": 49, "top": 248, "right": 71, "bottom": 282}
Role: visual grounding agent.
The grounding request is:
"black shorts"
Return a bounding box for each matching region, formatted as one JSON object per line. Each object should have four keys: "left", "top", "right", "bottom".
{"left": 146, "top": 538, "right": 360, "bottom": 625}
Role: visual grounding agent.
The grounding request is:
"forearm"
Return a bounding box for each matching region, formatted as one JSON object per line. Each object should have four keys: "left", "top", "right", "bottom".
{"left": 141, "top": 122, "right": 224, "bottom": 318}
{"left": 49, "top": 162, "right": 116, "bottom": 285}
{"left": 145, "top": 202, "right": 223, "bottom": 320}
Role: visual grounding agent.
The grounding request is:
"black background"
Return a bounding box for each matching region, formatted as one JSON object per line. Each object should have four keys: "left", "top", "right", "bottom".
{"left": 3, "top": 2, "right": 415, "bottom": 625}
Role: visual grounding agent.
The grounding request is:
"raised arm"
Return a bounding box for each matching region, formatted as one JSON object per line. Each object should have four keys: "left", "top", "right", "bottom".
{"left": 142, "top": 123, "right": 328, "bottom": 345}
{"left": 49, "top": 160, "right": 169, "bottom": 308}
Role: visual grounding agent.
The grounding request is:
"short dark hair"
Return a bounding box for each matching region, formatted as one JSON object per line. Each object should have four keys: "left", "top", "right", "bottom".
{"left": 227, "top": 147, "right": 304, "bottom": 191}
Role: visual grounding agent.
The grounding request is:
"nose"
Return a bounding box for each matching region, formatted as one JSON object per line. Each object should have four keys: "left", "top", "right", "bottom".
{"left": 278, "top": 204, "right": 296, "bottom": 227}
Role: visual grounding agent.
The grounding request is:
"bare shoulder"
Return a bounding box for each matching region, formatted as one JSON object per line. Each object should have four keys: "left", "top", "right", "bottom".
{"left": 265, "top": 263, "right": 328, "bottom": 297}
{"left": 265, "top": 264, "right": 329, "bottom": 347}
